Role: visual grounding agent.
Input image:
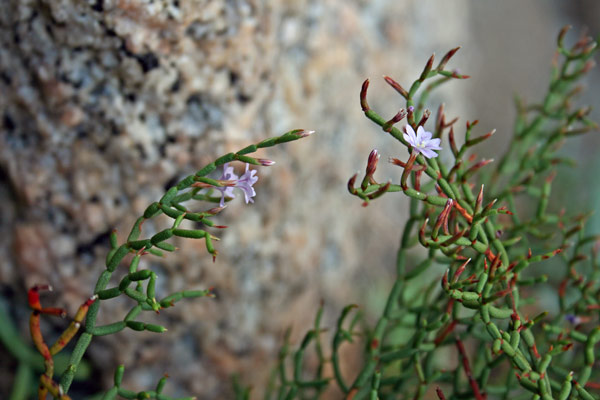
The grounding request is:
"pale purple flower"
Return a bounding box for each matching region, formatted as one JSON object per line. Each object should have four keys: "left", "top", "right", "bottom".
{"left": 403, "top": 124, "right": 442, "bottom": 159}
{"left": 215, "top": 163, "right": 258, "bottom": 206}
{"left": 236, "top": 163, "right": 258, "bottom": 204}
{"left": 216, "top": 163, "right": 238, "bottom": 207}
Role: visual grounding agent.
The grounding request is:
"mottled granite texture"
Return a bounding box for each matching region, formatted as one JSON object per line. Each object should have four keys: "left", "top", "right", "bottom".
{"left": 1, "top": 0, "right": 598, "bottom": 398}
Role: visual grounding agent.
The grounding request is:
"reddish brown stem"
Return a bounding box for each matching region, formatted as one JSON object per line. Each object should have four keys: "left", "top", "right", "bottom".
{"left": 435, "top": 386, "right": 448, "bottom": 400}
{"left": 456, "top": 339, "right": 486, "bottom": 400}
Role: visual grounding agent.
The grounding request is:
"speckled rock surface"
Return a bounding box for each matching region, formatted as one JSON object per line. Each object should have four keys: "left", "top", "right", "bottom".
{"left": 1, "top": 0, "right": 598, "bottom": 398}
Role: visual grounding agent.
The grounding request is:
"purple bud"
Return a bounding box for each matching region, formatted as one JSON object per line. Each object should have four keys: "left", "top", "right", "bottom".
{"left": 565, "top": 314, "right": 580, "bottom": 325}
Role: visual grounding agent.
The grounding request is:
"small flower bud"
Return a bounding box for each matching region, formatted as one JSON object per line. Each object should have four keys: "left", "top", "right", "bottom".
{"left": 474, "top": 185, "right": 484, "bottom": 215}
{"left": 437, "top": 47, "right": 460, "bottom": 71}
{"left": 419, "top": 54, "right": 435, "bottom": 82}
{"left": 401, "top": 152, "right": 418, "bottom": 189}
{"left": 432, "top": 199, "right": 454, "bottom": 240}
{"left": 207, "top": 206, "right": 226, "bottom": 215}
{"left": 465, "top": 129, "right": 496, "bottom": 147}
{"left": 482, "top": 198, "right": 498, "bottom": 215}
{"left": 360, "top": 79, "right": 371, "bottom": 111}
{"left": 347, "top": 173, "right": 359, "bottom": 195}
{"left": 258, "top": 159, "right": 276, "bottom": 166}
{"left": 417, "top": 109, "right": 431, "bottom": 128}
{"left": 383, "top": 110, "right": 407, "bottom": 132}
{"left": 452, "top": 258, "right": 471, "bottom": 283}
{"left": 295, "top": 129, "right": 315, "bottom": 138}
{"left": 557, "top": 25, "right": 571, "bottom": 48}
{"left": 389, "top": 157, "right": 406, "bottom": 167}
{"left": 366, "top": 149, "right": 380, "bottom": 176}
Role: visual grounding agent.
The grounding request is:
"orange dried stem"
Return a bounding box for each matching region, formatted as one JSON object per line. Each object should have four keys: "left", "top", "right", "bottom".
{"left": 40, "top": 374, "right": 71, "bottom": 400}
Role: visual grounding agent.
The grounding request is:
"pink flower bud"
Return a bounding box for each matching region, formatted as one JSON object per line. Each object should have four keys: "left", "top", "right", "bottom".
{"left": 258, "top": 159, "right": 276, "bottom": 166}
{"left": 366, "top": 149, "right": 380, "bottom": 175}
{"left": 295, "top": 129, "right": 315, "bottom": 138}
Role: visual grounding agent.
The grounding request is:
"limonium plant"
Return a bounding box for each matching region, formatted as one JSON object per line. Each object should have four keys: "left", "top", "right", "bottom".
{"left": 253, "top": 27, "right": 600, "bottom": 400}
{"left": 18, "top": 26, "right": 600, "bottom": 400}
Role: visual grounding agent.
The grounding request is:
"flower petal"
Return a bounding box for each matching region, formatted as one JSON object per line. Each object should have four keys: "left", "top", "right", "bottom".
{"left": 404, "top": 124, "right": 417, "bottom": 146}
{"left": 428, "top": 138, "right": 442, "bottom": 149}
{"left": 218, "top": 187, "right": 236, "bottom": 207}
{"left": 420, "top": 128, "right": 432, "bottom": 142}
{"left": 235, "top": 165, "right": 258, "bottom": 204}
{"left": 421, "top": 148, "right": 438, "bottom": 158}
{"left": 220, "top": 163, "right": 239, "bottom": 181}
{"left": 416, "top": 126, "right": 424, "bottom": 142}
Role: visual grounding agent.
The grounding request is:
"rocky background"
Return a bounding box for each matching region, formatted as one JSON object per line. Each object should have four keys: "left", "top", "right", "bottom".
{"left": 1, "top": 0, "right": 598, "bottom": 398}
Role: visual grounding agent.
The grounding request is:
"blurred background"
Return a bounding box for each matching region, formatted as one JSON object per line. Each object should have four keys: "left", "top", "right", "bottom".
{"left": 1, "top": 0, "right": 598, "bottom": 398}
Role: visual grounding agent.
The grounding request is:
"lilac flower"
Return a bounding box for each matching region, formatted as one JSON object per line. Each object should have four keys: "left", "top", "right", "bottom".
{"left": 236, "top": 163, "right": 258, "bottom": 204}
{"left": 215, "top": 163, "right": 258, "bottom": 207}
{"left": 216, "top": 163, "right": 238, "bottom": 207}
{"left": 403, "top": 124, "right": 442, "bottom": 159}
